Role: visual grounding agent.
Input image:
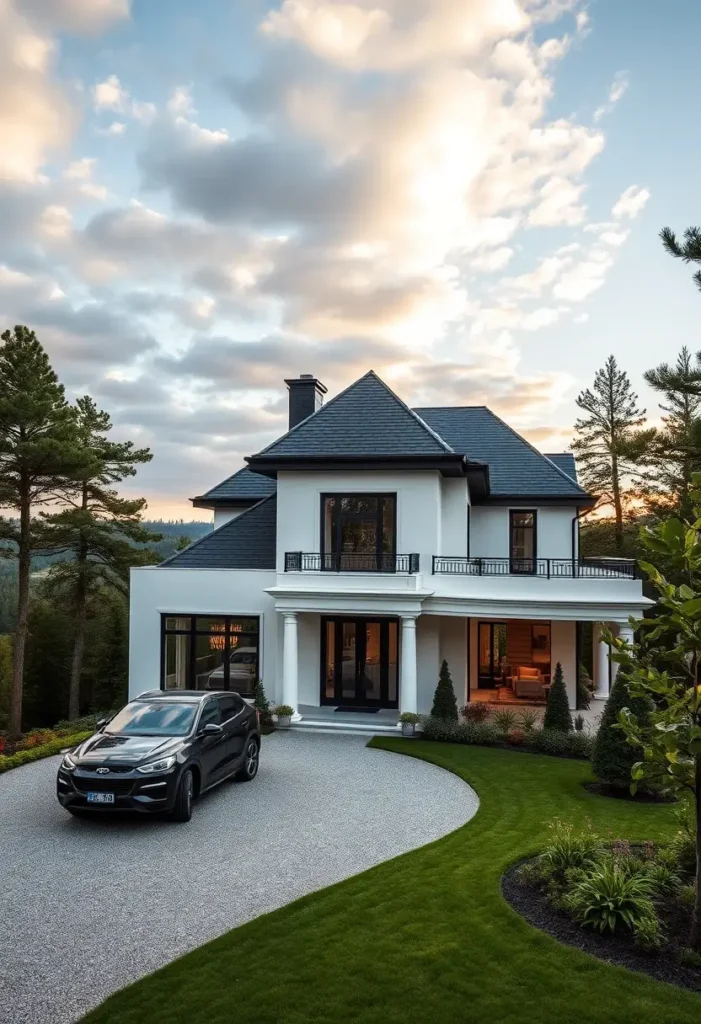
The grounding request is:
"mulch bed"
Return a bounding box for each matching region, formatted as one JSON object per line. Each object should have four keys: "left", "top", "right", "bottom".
{"left": 502, "top": 859, "right": 701, "bottom": 993}
{"left": 582, "top": 781, "right": 677, "bottom": 804}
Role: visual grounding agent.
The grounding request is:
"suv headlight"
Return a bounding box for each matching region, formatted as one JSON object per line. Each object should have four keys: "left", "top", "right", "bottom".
{"left": 61, "top": 752, "right": 77, "bottom": 771}
{"left": 136, "top": 755, "right": 176, "bottom": 774}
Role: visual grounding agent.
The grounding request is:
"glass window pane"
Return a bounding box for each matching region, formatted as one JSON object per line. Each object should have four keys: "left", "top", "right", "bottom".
{"left": 361, "top": 622, "right": 381, "bottom": 701}
{"left": 341, "top": 496, "right": 378, "bottom": 514}
{"left": 323, "top": 497, "right": 335, "bottom": 554}
{"left": 381, "top": 497, "right": 395, "bottom": 553}
{"left": 194, "top": 633, "right": 226, "bottom": 690}
{"left": 198, "top": 701, "right": 221, "bottom": 729}
{"left": 341, "top": 622, "right": 356, "bottom": 699}
{"left": 325, "top": 621, "right": 335, "bottom": 698}
{"left": 164, "top": 634, "right": 191, "bottom": 689}
{"left": 165, "top": 616, "right": 191, "bottom": 631}
{"left": 387, "top": 622, "right": 398, "bottom": 701}
{"left": 229, "top": 618, "right": 259, "bottom": 634}
{"left": 195, "top": 617, "right": 228, "bottom": 633}
{"left": 341, "top": 519, "right": 377, "bottom": 555}
{"left": 227, "top": 643, "right": 257, "bottom": 697}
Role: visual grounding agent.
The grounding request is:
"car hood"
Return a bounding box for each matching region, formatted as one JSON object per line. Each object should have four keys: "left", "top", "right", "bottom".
{"left": 73, "top": 733, "right": 184, "bottom": 765}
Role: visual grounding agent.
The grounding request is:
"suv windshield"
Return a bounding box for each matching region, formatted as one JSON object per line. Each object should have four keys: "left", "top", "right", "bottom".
{"left": 106, "top": 701, "right": 197, "bottom": 737}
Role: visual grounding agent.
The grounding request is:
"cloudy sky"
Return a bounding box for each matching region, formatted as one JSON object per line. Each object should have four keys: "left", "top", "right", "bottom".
{"left": 1, "top": 0, "right": 699, "bottom": 519}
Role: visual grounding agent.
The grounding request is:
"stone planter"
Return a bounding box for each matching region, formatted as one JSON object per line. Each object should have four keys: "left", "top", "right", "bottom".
{"left": 401, "top": 721, "right": 416, "bottom": 738}
{"left": 277, "top": 715, "right": 292, "bottom": 729}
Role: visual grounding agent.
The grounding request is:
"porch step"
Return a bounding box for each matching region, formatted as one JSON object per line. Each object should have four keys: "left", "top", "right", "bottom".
{"left": 291, "top": 718, "right": 401, "bottom": 736}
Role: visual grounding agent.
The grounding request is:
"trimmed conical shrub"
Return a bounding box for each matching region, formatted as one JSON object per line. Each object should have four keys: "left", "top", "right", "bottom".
{"left": 591, "top": 670, "right": 652, "bottom": 790}
{"left": 430, "top": 660, "right": 458, "bottom": 721}
{"left": 543, "top": 662, "right": 572, "bottom": 732}
{"left": 253, "top": 681, "right": 272, "bottom": 726}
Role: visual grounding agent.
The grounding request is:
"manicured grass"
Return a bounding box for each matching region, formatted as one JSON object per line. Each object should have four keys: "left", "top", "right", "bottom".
{"left": 81, "top": 740, "right": 701, "bottom": 1024}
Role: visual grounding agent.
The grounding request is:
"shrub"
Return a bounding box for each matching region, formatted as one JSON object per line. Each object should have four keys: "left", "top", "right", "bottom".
{"left": 516, "top": 858, "right": 552, "bottom": 886}
{"left": 543, "top": 662, "right": 572, "bottom": 732}
{"left": 492, "top": 708, "right": 517, "bottom": 733}
{"left": 399, "top": 711, "right": 421, "bottom": 725}
{"left": 577, "top": 662, "right": 592, "bottom": 710}
{"left": 633, "top": 914, "right": 665, "bottom": 952}
{"left": 461, "top": 702, "right": 490, "bottom": 723}
{"left": 541, "top": 819, "right": 602, "bottom": 876}
{"left": 669, "top": 803, "right": 697, "bottom": 877}
{"left": 507, "top": 729, "right": 526, "bottom": 746}
{"left": 638, "top": 863, "right": 682, "bottom": 898}
{"left": 274, "top": 704, "right": 294, "bottom": 718}
{"left": 253, "top": 681, "right": 272, "bottom": 726}
{"left": 532, "top": 729, "right": 571, "bottom": 757}
{"left": 430, "top": 660, "right": 458, "bottom": 721}
{"left": 573, "top": 713, "right": 584, "bottom": 732}
{"left": 679, "top": 946, "right": 701, "bottom": 969}
{"left": 564, "top": 860, "right": 656, "bottom": 934}
{"left": 0, "top": 731, "right": 92, "bottom": 773}
{"left": 564, "top": 732, "right": 594, "bottom": 759}
{"left": 465, "top": 723, "right": 500, "bottom": 746}
{"left": 679, "top": 885, "right": 696, "bottom": 909}
{"left": 54, "top": 712, "right": 113, "bottom": 735}
{"left": 421, "top": 716, "right": 462, "bottom": 743}
{"left": 518, "top": 709, "right": 539, "bottom": 733}
{"left": 17, "top": 729, "right": 55, "bottom": 750}
{"left": 591, "top": 670, "right": 653, "bottom": 792}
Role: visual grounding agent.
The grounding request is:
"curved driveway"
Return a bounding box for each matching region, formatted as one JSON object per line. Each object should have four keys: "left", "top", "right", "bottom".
{"left": 1, "top": 731, "right": 478, "bottom": 1024}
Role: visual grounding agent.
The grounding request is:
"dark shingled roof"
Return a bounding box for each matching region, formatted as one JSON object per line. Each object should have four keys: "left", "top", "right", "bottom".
{"left": 162, "top": 496, "right": 276, "bottom": 569}
{"left": 544, "top": 452, "right": 577, "bottom": 483}
{"left": 194, "top": 467, "right": 277, "bottom": 504}
{"left": 414, "top": 407, "right": 588, "bottom": 497}
{"left": 250, "top": 371, "right": 454, "bottom": 459}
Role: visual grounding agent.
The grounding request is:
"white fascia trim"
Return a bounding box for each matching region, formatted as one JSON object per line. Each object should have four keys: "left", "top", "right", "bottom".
{"left": 423, "top": 596, "right": 651, "bottom": 622}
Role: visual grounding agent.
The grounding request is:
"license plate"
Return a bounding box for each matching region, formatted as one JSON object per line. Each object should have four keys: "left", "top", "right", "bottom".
{"left": 87, "top": 792, "right": 115, "bottom": 804}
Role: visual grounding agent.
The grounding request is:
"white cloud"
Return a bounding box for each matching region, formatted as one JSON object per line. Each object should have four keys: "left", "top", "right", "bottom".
{"left": 594, "top": 70, "right": 628, "bottom": 122}
{"left": 92, "top": 74, "right": 155, "bottom": 123}
{"left": 471, "top": 246, "right": 514, "bottom": 272}
{"left": 168, "top": 86, "right": 195, "bottom": 116}
{"left": 104, "top": 120, "right": 126, "bottom": 135}
{"left": 22, "top": 0, "right": 130, "bottom": 35}
{"left": 612, "top": 183, "right": 650, "bottom": 219}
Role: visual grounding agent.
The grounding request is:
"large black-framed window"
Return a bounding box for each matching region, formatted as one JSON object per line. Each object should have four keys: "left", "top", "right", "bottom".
{"left": 321, "top": 493, "right": 396, "bottom": 571}
{"left": 161, "top": 615, "right": 260, "bottom": 697}
{"left": 321, "top": 616, "right": 399, "bottom": 708}
{"left": 509, "top": 509, "right": 536, "bottom": 574}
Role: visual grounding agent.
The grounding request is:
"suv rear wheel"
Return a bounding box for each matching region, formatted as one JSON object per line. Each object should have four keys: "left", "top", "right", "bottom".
{"left": 236, "top": 738, "right": 259, "bottom": 782}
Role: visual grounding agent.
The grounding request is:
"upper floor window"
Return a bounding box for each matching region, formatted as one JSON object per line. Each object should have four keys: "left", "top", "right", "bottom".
{"left": 509, "top": 510, "right": 536, "bottom": 574}
{"left": 321, "top": 494, "right": 396, "bottom": 571}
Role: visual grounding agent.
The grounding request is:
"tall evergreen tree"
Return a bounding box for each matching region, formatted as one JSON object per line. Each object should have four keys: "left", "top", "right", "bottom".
{"left": 572, "top": 356, "right": 654, "bottom": 552}
{"left": 543, "top": 662, "right": 572, "bottom": 732}
{"left": 0, "top": 327, "right": 89, "bottom": 737}
{"left": 42, "top": 395, "right": 157, "bottom": 719}
{"left": 430, "top": 660, "right": 458, "bottom": 721}
{"left": 642, "top": 347, "right": 701, "bottom": 519}
{"left": 661, "top": 224, "right": 701, "bottom": 293}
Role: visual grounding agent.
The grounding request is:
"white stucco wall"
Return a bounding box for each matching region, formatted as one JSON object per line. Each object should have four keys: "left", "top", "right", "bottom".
{"left": 128, "top": 567, "right": 278, "bottom": 700}
{"left": 439, "top": 477, "right": 469, "bottom": 558}
{"left": 417, "top": 615, "right": 440, "bottom": 713}
{"left": 213, "top": 508, "right": 244, "bottom": 528}
{"left": 276, "top": 470, "right": 442, "bottom": 574}
{"left": 439, "top": 616, "right": 468, "bottom": 708}
{"left": 551, "top": 619, "right": 577, "bottom": 707}
{"left": 469, "top": 505, "right": 578, "bottom": 560}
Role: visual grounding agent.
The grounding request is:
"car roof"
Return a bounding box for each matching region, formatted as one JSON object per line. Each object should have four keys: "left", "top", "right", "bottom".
{"left": 134, "top": 690, "right": 219, "bottom": 702}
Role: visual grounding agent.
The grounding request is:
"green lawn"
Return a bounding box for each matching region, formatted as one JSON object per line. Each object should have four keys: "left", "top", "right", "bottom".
{"left": 82, "top": 740, "right": 701, "bottom": 1024}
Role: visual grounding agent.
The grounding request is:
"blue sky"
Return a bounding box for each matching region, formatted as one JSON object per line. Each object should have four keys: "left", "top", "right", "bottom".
{"left": 1, "top": 0, "right": 699, "bottom": 517}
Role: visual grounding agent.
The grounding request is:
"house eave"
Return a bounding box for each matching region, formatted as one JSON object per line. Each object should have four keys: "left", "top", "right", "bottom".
{"left": 473, "top": 494, "right": 595, "bottom": 507}
{"left": 244, "top": 453, "right": 471, "bottom": 478}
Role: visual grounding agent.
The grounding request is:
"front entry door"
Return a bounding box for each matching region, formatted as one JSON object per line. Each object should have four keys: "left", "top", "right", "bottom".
{"left": 322, "top": 618, "right": 399, "bottom": 708}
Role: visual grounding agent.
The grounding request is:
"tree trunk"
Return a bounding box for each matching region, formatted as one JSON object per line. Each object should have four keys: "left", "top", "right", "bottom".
{"left": 68, "top": 486, "right": 89, "bottom": 721}
{"left": 7, "top": 483, "right": 30, "bottom": 739}
{"left": 691, "top": 754, "right": 701, "bottom": 949}
{"left": 611, "top": 453, "right": 623, "bottom": 553}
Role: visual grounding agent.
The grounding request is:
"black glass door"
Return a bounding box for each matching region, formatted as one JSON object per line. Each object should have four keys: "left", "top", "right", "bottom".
{"left": 322, "top": 617, "right": 398, "bottom": 707}
{"left": 478, "top": 622, "right": 507, "bottom": 688}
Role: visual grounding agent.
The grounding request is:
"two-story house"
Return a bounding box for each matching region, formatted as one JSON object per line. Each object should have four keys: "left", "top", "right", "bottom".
{"left": 128, "top": 371, "right": 650, "bottom": 728}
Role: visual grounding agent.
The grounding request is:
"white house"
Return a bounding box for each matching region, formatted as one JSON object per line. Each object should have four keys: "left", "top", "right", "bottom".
{"left": 129, "top": 371, "right": 650, "bottom": 726}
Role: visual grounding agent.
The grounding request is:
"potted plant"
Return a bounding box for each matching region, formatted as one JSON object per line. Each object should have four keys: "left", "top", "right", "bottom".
{"left": 274, "top": 704, "right": 294, "bottom": 729}
{"left": 399, "top": 711, "right": 421, "bottom": 738}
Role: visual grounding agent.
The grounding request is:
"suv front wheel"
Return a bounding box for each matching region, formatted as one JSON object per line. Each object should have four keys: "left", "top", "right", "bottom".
{"left": 170, "top": 768, "right": 194, "bottom": 821}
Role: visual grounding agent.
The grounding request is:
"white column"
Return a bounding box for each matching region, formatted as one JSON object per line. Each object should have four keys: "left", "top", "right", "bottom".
{"left": 400, "top": 615, "right": 418, "bottom": 716}
{"left": 593, "top": 622, "right": 610, "bottom": 701}
{"left": 282, "top": 612, "right": 301, "bottom": 721}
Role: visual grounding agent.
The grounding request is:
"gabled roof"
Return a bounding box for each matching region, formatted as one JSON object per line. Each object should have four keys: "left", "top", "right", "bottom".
{"left": 415, "top": 407, "right": 588, "bottom": 498}
{"left": 192, "top": 467, "right": 277, "bottom": 507}
{"left": 161, "top": 495, "right": 276, "bottom": 569}
{"left": 544, "top": 452, "right": 577, "bottom": 484}
{"left": 249, "top": 371, "right": 456, "bottom": 461}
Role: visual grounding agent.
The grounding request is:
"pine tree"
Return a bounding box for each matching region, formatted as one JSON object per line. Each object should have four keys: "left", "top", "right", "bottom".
{"left": 591, "top": 669, "right": 652, "bottom": 791}
{"left": 253, "top": 680, "right": 271, "bottom": 726}
{"left": 41, "top": 395, "right": 157, "bottom": 719}
{"left": 641, "top": 347, "right": 701, "bottom": 519}
{"left": 0, "top": 327, "right": 90, "bottom": 737}
{"left": 430, "top": 660, "right": 458, "bottom": 721}
{"left": 0, "top": 633, "right": 12, "bottom": 729}
{"left": 572, "top": 356, "right": 654, "bottom": 553}
{"left": 543, "top": 662, "right": 572, "bottom": 732}
{"left": 661, "top": 225, "right": 701, "bottom": 293}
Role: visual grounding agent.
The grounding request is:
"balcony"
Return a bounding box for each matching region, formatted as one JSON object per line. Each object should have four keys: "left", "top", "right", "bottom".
{"left": 432, "top": 556, "right": 637, "bottom": 580}
{"left": 284, "top": 552, "right": 421, "bottom": 574}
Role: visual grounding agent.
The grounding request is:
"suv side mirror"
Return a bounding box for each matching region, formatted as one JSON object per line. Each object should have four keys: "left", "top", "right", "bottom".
{"left": 200, "top": 722, "right": 223, "bottom": 737}
{"left": 96, "top": 718, "right": 108, "bottom": 730}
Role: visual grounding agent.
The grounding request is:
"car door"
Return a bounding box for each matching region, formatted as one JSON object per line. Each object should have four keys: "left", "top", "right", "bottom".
{"left": 216, "top": 694, "right": 248, "bottom": 773}
{"left": 196, "top": 699, "right": 228, "bottom": 787}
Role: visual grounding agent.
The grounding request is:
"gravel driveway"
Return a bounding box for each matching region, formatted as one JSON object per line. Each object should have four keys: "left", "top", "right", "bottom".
{"left": 0, "top": 731, "right": 478, "bottom": 1024}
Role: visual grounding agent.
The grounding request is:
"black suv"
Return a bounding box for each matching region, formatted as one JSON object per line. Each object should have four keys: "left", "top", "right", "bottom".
{"left": 57, "top": 690, "right": 261, "bottom": 822}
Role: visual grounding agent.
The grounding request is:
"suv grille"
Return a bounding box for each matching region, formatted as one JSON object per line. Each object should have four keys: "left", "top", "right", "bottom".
{"left": 79, "top": 764, "right": 133, "bottom": 773}
{"left": 73, "top": 777, "right": 134, "bottom": 795}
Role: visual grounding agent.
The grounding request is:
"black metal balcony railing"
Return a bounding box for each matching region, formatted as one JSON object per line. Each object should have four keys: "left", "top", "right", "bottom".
{"left": 285, "top": 552, "right": 420, "bottom": 574}
{"left": 431, "top": 556, "right": 637, "bottom": 579}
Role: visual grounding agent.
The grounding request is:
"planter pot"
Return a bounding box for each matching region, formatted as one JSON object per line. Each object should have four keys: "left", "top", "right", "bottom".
{"left": 277, "top": 715, "right": 292, "bottom": 729}
{"left": 401, "top": 722, "right": 416, "bottom": 738}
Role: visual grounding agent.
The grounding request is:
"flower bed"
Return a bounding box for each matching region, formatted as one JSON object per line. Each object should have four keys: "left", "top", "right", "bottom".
{"left": 502, "top": 816, "right": 701, "bottom": 993}
{"left": 421, "top": 715, "right": 594, "bottom": 760}
{"left": 0, "top": 730, "right": 93, "bottom": 773}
